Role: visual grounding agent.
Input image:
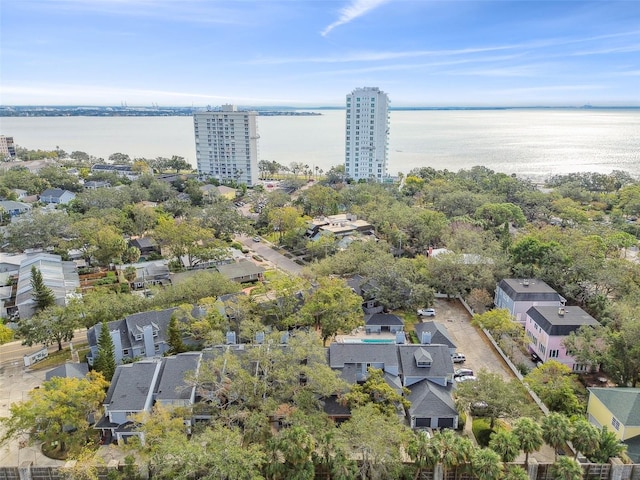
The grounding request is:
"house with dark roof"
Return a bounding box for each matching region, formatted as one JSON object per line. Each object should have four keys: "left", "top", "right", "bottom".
{"left": 414, "top": 321, "right": 457, "bottom": 354}
{"left": 154, "top": 352, "right": 202, "bottom": 409}
{"left": 587, "top": 387, "right": 640, "bottom": 463}
{"left": 129, "top": 237, "right": 160, "bottom": 258}
{"left": 84, "top": 180, "right": 111, "bottom": 190}
{"left": 364, "top": 313, "right": 404, "bottom": 334}
{"left": 494, "top": 278, "right": 565, "bottom": 324}
{"left": 91, "top": 164, "right": 139, "bottom": 180}
{"left": 216, "top": 261, "right": 265, "bottom": 283}
{"left": 328, "top": 342, "right": 458, "bottom": 430}
{"left": 116, "top": 260, "right": 170, "bottom": 290}
{"left": 45, "top": 362, "right": 89, "bottom": 381}
{"left": 525, "top": 305, "right": 600, "bottom": 372}
{"left": 86, "top": 308, "right": 178, "bottom": 365}
{"left": 39, "top": 188, "right": 76, "bottom": 205}
{"left": 346, "top": 274, "right": 384, "bottom": 314}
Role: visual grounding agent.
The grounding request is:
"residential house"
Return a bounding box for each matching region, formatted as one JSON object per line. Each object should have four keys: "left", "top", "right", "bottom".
{"left": 364, "top": 313, "right": 404, "bottom": 334}
{"left": 39, "top": 188, "right": 76, "bottom": 205}
{"left": 116, "top": 260, "right": 170, "bottom": 290}
{"left": 494, "top": 278, "right": 566, "bottom": 324}
{"left": 45, "top": 362, "right": 89, "bottom": 382}
{"left": 86, "top": 308, "right": 178, "bottom": 365}
{"left": 84, "top": 180, "right": 111, "bottom": 189}
{"left": 328, "top": 342, "right": 458, "bottom": 430}
{"left": 414, "top": 321, "right": 457, "bottom": 355}
{"left": 587, "top": 387, "right": 640, "bottom": 463}
{"left": 15, "top": 253, "right": 80, "bottom": 319}
{"left": 0, "top": 200, "right": 32, "bottom": 218}
{"left": 216, "top": 261, "right": 264, "bottom": 283}
{"left": 216, "top": 185, "right": 237, "bottom": 200}
{"left": 525, "top": 306, "right": 600, "bottom": 372}
{"left": 129, "top": 237, "right": 161, "bottom": 258}
{"left": 12, "top": 189, "right": 28, "bottom": 200}
{"left": 346, "top": 274, "right": 384, "bottom": 314}
{"left": 95, "top": 352, "right": 202, "bottom": 444}
{"left": 307, "top": 214, "right": 373, "bottom": 238}
{"left": 91, "top": 164, "right": 139, "bottom": 181}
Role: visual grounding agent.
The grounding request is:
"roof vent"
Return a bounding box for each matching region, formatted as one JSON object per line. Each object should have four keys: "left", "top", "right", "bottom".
{"left": 523, "top": 279, "right": 530, "bottom": 286}
{"left": 558, "top": 307, "right": 565, "bottom": 316}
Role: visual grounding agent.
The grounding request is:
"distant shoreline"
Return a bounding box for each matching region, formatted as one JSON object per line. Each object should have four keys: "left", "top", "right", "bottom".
{"left": 1, "top": 105, "right": 638, "bottom": 117}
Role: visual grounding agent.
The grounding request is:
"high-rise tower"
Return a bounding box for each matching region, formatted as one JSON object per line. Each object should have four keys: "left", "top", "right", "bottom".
{"left": 194, "top": 105, "right": 259, "bottom": 186}
{"left": 344, "top": 87, "right": 389, "bottom": 182}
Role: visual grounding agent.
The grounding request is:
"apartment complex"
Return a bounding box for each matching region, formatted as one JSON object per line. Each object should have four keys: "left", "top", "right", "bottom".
{"left": 194, "top": 105, "right": 259, "bottom": 186}
{"left": 344, "top": 87, "right": 389, "bottom": 182}
{"left": 0, "top": 136, "right": 16, "bottom": 160}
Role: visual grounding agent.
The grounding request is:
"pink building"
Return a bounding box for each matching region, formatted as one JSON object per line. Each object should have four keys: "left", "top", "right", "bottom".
{"left": 494, "top": 278, "right": 565, "bottom": 325}
{"left": 525, "top": 305, "right": 600, "bottom": 372}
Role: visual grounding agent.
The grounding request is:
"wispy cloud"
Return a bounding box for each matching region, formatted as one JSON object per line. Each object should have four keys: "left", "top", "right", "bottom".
{"left": 321, "top": 0, "right": 390, "bottom": 37}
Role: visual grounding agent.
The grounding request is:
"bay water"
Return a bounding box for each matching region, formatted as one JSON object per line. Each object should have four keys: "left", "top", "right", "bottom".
{"left": 1, "top": 109, "right": 638, "bottom": 181}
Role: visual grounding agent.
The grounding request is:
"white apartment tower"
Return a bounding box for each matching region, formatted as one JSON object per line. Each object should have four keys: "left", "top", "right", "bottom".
{"left": 194, "top": 105, "right": 259, "bottom": 186}
{"left": 344, "top": 87, "right": 389, "bottom": 182}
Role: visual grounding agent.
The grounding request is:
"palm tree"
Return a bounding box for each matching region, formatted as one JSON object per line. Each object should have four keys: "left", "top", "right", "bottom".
{"left": 513, "top": 417, "right": 543, "bottom": 470}
{"left": 471, "top": 448, "right": 502, "bottom": 480}
{"left": 542, "top": 412, "right": 571, "bottom": 460}
{"left": 488, "top": 430, "right": 520, "bottom": 462}
{"left": 407, "top": 431, "right": 439, "bottom": 480}
{"left": 570, "top": 419, "right": 600, "bottom": 460}
{"left": 502, "top": 465, "right": 529, "bottom": 480}
{"left": 433, "top": 429, "right": 475, "bottom": 480}
{"left": 550, "top": 456, "right": 583, "bottom": 480}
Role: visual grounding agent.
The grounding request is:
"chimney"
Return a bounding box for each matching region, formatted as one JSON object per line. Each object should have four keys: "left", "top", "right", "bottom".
{"left": 523, "top": 279, "right": 530, "bottom": 286}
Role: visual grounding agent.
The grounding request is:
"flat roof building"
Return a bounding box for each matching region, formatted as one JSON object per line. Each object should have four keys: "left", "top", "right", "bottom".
{"left": 194, "top": 105, "right": 259, "bottom": 187}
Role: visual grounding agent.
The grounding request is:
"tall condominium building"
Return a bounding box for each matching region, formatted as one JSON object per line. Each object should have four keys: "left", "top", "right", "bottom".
{"left": 344, "top": 87, "right": 389, "bottom": 182}
{"left": 194, "top": 105, "right": 259, "bottom": 186}
{"left": 0, "top": 136, "right": 16, "bottom": 160}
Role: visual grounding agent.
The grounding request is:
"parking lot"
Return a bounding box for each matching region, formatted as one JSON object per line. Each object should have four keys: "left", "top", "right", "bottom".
{"left": 428, "top": 298, "right": 513, "bottom": 381}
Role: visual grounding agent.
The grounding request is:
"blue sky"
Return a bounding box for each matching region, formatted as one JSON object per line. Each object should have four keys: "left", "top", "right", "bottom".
{"left": 1, "top": 0, "right": 639, "bottom": 106}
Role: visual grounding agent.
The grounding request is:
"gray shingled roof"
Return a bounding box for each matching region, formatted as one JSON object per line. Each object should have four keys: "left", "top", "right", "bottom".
{"left": 407, "top": 380, "right": 457, "bottom": 418}
{"left": 526, "top": 306, "right": 600, "bottom": 336}
{"left": 397, "top": 344, "right": 454, "bottom": 379}
{"left": 498, "top": 278, "right": 564, "bottom": 302}
{"left": 216, "top": 261, "right": 265, "bottom": 280}
{"left": 45, "top": 362, "right": 89, "bottom": 381}
{"left": 329, "top": 343, "right": 399, "bottom": 368}
{"left": 155, "top": 352, "right": 202, "bottom": 402}
{"left": 104, "top": 361, "right": 161, "bottom": 412}
{"left": 414, "top": 321, "right": 456, "bottom": 349}
{"left": 364, "top": 313, "right": 404, "bottom": 327}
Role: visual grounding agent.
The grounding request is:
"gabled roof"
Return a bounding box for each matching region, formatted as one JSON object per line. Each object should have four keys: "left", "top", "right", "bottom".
{"left": 40, "top": 188, "right": 74, "bottom": 200}
{"left": 526, "top": 306, "right": 600, "bottom": 336}
{"left": 589, "top": 387, "right": 640, "bottom": 426}
{"left": 365, "top": 313, "right": 404, "bottom": 327}
{"left": 216, "top": 261, "right": 265, "bottom": 280}
{"left": 329, "top": 343, "right": 399, "bottom": 369}
{"left": 45, "top": 362, "right": 89, "bottom": 381}
{"left": 155, "top": 352, "right": 202, "bottom": 402}
{"left": 497, "top": 278, "right": 564, "bottom": 302}
{"left": 397, "top": 344, "right": 454, "bottom": 379}
{"left": 407, "top": 379, "right": 457, "bottom": 418}
{"left": 129, "top": 237, "right": 158, "bottom": 249}
{"left": 104, "top": 361, "right": 161, "bottom": 412}
{"left": 414, "top": 321, "right": 456, "bottom": 349}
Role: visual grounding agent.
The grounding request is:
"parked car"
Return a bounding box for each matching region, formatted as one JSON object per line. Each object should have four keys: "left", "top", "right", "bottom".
{"left": 252, "top": 236, "right": 261, "bottom": 242}
{"left": 454, "top": 368, "right": 474, "bottom": 378}
{"left": 455, "top": 375, "right": 477, "bottom": 383}
{"left": 451, "top": 353, "right": 466, "bottom": 364}
{"left": 417, "top": 308, "right": 436, "bottom": 317}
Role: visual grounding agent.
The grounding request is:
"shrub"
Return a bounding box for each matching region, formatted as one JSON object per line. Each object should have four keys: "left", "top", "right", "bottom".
{"left": 472, "top": 418, "right": 495, "bottom": 447}
{"left": 458, "top": 411, "right": 467, "bottom": 431}
{"left": 517, "top": 363, "right": 530, "bottom": 376}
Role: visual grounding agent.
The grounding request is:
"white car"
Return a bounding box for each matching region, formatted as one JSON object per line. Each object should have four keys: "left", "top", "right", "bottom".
{"left": 451, "top": 353, "right": 466, "bottom": 363}
{"left": 455, "top": 375, "right": 477, "bottom": 383}
{"left": 417, "top": 308, "right": 436, "bottom": 317}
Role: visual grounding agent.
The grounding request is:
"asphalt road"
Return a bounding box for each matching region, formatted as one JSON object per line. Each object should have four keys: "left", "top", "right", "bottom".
{"left": 236, "top": 235, "right": 304, "bottom": 276}
{"left": 0, "top": 328, "right": 87, "bottom": 367}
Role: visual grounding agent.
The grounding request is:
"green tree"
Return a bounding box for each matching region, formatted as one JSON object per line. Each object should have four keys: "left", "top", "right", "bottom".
{"left": 154, "top": 217, "right": 225, "bottom": 268}
{"left": 455, "top": 370, "right": 535, "bottom": 429}
{"left": 570, "top": 418, "right": 600, "bottom": 460}
{"left": 590, "top": 426, "right": 626, "bottom": 463}
{"left": 541, "top": 412, "right": 571, "bottom": 460}
{"left": 122, "top": 246, "right": 141, "bottom": 264}
{"left": 512, "top": 417, "right": 543, "bottom": 469}
{"left": 91, "top": 225, "right": 128, "bottom": 266}
{"left": 524, "top": 361, "right": 584, "bottom": 415}
{"left": 501, "top": 465, "right": 529, "bottom": 480}
{"left": 0, "top": 323, "right": 13, "bottom": 345}
{"left": 407, "top": 430, "right": 440, "bottom": 480}
{"left": 431, "top": 428, "right": 475, "bottom": 480}
{"left": 472, "top": 308, "right": 521, "bottom": 338}
{"left": 265, "top": 426, "right": 315, "bottom": 480}
{"left": 18, "top": 305, "right": 79, "bottom": 351}
{"left": 296, "top": 277, "right": 363, "bottom": 343}
{"left": 93, "top": 320, "right": 116, "bottom": 381}
{"left": 488, "top": 430, "right": 520, "bottom": 462}
{"left": 471, "top": 448, "right": 502, "bottom": 480}
{"left": 344, "top": 367, "right": 410, "bottom": 416}
{"left": 550, "top": 456, "right": 583, "bottom": 480}
{"left": 0, "top": 372, "right": 108, "bottom": 456}
{"left": 31, "top": 265, "right": 56, "bottom": 312}
{"left": 167, "top": 315, "right": 186, "bottom": 354}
